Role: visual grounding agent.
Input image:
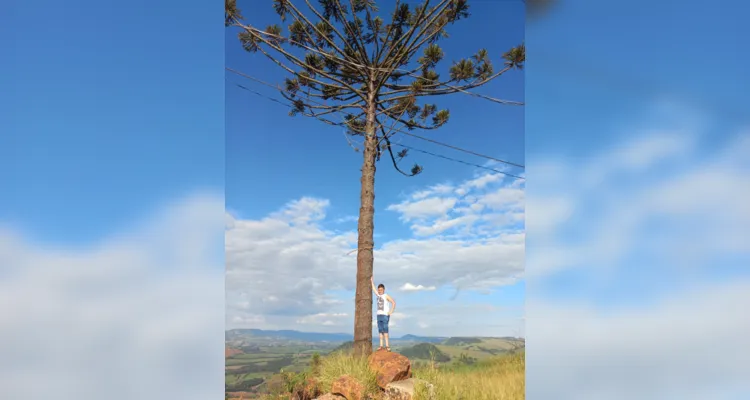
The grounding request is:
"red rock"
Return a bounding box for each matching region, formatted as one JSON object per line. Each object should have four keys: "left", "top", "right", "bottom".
{"left": 305, "top": 377, "right": 322, "bottom": 399}
{"left": 385, "top": 378, "right": 435, "bottom": 400}
{"left": 291, "top": 377, "right": 321, "bottom": 400}
{"left": 368, "top": 350, "right": 412, "bottom": 389}
{"left": 331, "top": 375, "right": 365, "bottom": 400}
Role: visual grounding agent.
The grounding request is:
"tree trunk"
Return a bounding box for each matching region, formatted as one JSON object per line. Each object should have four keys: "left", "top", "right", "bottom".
{"left": 353, "top": 89, "right": 378, "bottom": 357}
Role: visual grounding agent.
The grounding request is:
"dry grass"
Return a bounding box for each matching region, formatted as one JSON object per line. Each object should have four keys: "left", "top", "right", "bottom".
{"left": 249, "top": 350, "right": 380, "bottom": 400}
{"left": 316, "top": 350, "right": 380, "bottom": 398}
{"left": 247, "top": 350, "right": 525, "bottom": 400}
{"left": 412, "top": 351, "right": 525, "bottom": 400}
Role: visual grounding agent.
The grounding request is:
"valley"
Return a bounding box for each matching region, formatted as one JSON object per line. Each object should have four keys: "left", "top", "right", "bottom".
{"left": 225, "top": 329, "right": 525, "bottom": 399}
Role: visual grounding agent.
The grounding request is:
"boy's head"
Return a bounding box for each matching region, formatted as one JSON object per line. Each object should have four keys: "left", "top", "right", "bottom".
{"left": 377, "top": 283, "right": 385, "bottom": 295}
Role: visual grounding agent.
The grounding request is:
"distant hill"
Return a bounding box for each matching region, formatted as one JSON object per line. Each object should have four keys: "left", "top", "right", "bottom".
{"left": 330, "top": 341, "right": 354, "bottom": 353}
{"left": 399, "top": 343, "right": 451, "bottom": 362}
{"left": 226, "top": 329, "right": 353, "bottom": 342}
{"left": 225, "top": 329, "right": 516, "bottom": 347}
{"left": 399, "top": 334, "right": 446, "bottom": 343}
{"left": 443, "top": 337, "right": 483, "bottom": 346}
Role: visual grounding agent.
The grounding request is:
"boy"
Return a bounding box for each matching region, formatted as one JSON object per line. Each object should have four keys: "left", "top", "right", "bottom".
{"left": 371, "top": 275, "right": 396, "bottom": 351}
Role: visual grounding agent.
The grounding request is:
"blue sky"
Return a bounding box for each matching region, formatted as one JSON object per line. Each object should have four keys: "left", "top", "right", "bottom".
{"left": 525, "top": 1, "right": 750, "bottom": 398}
{"left": 528, "top": 1, "right": 747, "bottom": 155}
{"left": 225, "top": 0, "right": 525, "bottom": 221}
{"left": 1, "top": 1, "right": 225, "bottom": 399}
{"left": 225, "top": 0, "right": 526, "bottom": 336}
{"left": 526, "top": 0, "right": 750, "bottom": 305}
{"left": 1, "top": 0, "right": 224, "bottom": 245}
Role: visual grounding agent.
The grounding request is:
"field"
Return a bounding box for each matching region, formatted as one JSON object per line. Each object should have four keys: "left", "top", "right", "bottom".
{"left": 412, "top": 350, "right": 525, "bottom": 400}
{"left": 225, "top": 329, "right": 524, "bottom": 399}
{"left": 228, "top": 346, "right": 525, "bottom": 400}
{"left": 225, "top": 343, "right": 339, "bottom": 397}
{"left": 434, "top": 337, "right": 523, "bottom": 361}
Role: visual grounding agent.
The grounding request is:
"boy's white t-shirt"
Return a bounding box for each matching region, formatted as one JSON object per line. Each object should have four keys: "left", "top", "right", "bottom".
{"left": 376, "top": 293, "right": 390, "bottom": 315}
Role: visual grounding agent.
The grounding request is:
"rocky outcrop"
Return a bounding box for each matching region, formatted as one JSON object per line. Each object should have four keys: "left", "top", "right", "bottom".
{"left": 315, "top": 352, "right": 431, "bottom": 400}
{"left": 385, "top": 378, "right": 435, "bottom": 400}
{"left": 368, "top": 350, "right": 412, "bottom": 389}
{"left": 331, "top": 375, "right": 365, "bottom": 400}
{"left": 291, "top": 377, "right": 322, "bottom": 400}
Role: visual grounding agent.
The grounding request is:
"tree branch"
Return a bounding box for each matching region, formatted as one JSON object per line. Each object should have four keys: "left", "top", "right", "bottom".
{"left": 378, "top": 0, "right": 449, "bottom": 71}
{"left": 279, "top": 89, "right": 365, "bottom": 114}
{"left": 375, "top": 114, "right": 422, "bottom": 177}
{"left": 377, "top": 102, "right": 446, "bottom": 131}
{"left": 381, "top": 66, "right": 514, "bottom": 104}
{"left": 241, "top": 25, "right": 368, "bottom": 101}
{"left": 384, "top": 134, "right": 419, "bottom": 176}
{"left": 284, "top": 1, "right": 351, "bottom": 58}
{"left": 330, "top": 0, "right": 371, "bottom": 64}
{"left": 376, "top": 0, "right": 442, "bottom": 67}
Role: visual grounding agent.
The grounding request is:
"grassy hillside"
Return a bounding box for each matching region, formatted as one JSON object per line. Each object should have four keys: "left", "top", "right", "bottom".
{"left": 329, "top": 341, "right": 353, "bottom": 354}
{"left": 399, "top": 343, "right": 451, "bottom": 362}
{"left": 225, "top": 345, "right": 337, "bottom": 397}
{"left": 239, "top": 349, "right": 525, "bottom": 400}
{"left": 225, "top": 333, "right": 524, "bottom": 399}
{"left": 412, "top": 350, "right": 525, "bottom": 400}
{"left": 443, "top": 337, "right": 483, "bottom": 346}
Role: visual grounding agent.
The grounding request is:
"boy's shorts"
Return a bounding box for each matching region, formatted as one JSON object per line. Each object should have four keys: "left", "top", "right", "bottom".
{"left": 376, "top": 314, "right": 390, "bottom": 334}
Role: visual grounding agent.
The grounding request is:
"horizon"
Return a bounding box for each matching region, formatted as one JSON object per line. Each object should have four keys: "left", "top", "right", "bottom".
{"left": 224, "top": 327, "right": 526, "bottom": 339}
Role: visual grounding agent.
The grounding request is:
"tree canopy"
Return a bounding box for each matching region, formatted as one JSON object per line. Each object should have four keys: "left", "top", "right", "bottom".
{"left": 225, "top": 0, "right": 523, "bottom": 175}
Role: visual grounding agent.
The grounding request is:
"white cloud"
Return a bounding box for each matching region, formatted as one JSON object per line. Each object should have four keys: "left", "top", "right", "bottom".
{"left": 0, "top": 193, "right": 225, "bottom": 400}
{"left": 528, "top": 120, "right": 750, "bottom": 399}
{"left": 273, "top": 197, "right": 330, "bottom": 224}
{"left": 400, "top": 283, "right": 437, "bottom": 292}
{"left": 411, "top": 215, "right": 479, "bottom": 237}
{"left": 386, "top": 196, "right": 458, "bottom": 221}
{"left": 582, "top": 131, "right": 698, "bottom": 187}
{"left": 464, "top": 173, "right": 502, "bottom": 189}
{"left": 388, "top": 172, "right": 525, "bottom": 240}
{"left": 528, "top": 280, "right": 750, "bottom": 399}
{"left": 527, "top": 131, "right": 750, "bottom": 279}
{"left": 478, "top": 186, "right": 524, "bottom": 210}
{"left": 296, "top": 313, "right": 349, "bottom": 325}
{"left": 226, "top": 172, "right": 525, "bottom": 335}
{"left": 410, "top": 183, "right": 455, "bottom": 200}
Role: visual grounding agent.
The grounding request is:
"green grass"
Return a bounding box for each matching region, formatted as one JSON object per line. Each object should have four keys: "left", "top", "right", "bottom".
{"left": 238, "top": 350, "right": 381, "bottom": 400}
{"left": 443, "top": 337, "right": 483, "bottom": 346}
{"left": 226, "top": 355, "right": 288, "bottom": 366}
{"left": 412, "top": 351, "right": 525, "bottom": 400}
{"left": 233, "top": 353, "right": 287, "bottom": 359}
{"left": 316, "top": 350, "right": 380, "bottom": 397}
{"left": 226, "top": 339, "right": 525, "bottom": 400}
{"left": 435, "top": 345, "right": 493, "bottom": 360}
{"left": 398, "top": 343, "right": 451, "bottom": 362}
{"left": 225, "top": 372, "right": 268, "bottom": 385}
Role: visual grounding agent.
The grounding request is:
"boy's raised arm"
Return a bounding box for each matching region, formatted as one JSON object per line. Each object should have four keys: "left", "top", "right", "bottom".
{"left": 370, "top": 276, "right": 377, "bottom": 293}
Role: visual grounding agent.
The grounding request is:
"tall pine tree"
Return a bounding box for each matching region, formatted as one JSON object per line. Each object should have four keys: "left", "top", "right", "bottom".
{"left": 225, "top": 0, "right": 524, "bottom": 356}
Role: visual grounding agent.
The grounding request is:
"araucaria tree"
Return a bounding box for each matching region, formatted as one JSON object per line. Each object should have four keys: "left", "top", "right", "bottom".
{"left": 226, "top": 0, "right": 524, "bottom": 356}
